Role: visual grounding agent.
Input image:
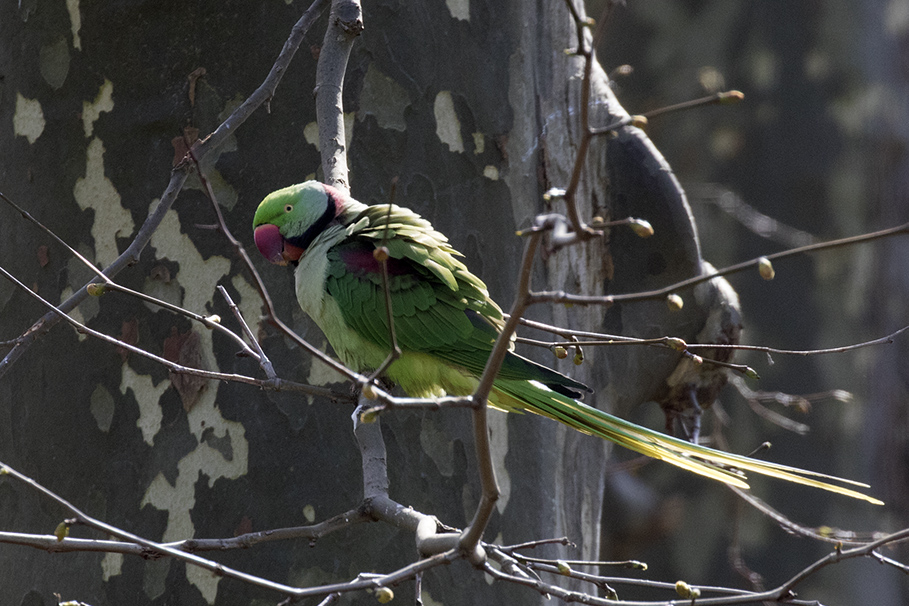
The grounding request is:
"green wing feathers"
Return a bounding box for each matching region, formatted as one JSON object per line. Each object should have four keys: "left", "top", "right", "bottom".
{"left": 347, "top": 205, "right": 494, "bottom": 311}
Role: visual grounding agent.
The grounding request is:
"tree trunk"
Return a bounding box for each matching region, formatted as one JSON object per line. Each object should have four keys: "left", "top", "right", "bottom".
{"left": 1, "top": 1, "right": 721, "bottom": 604}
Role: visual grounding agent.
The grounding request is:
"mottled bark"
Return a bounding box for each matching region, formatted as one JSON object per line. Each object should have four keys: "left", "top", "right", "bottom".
{"left": 1, "top": 2, "right": 726, "bottom": 605}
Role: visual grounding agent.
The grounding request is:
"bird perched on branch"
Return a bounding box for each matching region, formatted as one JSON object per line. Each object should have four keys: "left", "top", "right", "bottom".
{"left": 252, "top": 180, "right": 880, "bottom": 504}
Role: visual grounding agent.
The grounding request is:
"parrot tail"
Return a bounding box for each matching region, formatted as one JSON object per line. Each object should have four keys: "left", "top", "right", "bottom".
{"left": 493, "top": 380, "right": 883, "bottom": 505}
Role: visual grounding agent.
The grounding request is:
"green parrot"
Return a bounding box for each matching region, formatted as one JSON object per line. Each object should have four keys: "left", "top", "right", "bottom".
{"left": 252, "top": 180, "right": 881, "bottom": 504}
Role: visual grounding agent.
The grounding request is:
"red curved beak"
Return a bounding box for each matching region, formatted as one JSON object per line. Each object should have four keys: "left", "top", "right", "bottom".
{"left": 254, "top": 224, "right": 306, "bottom": 265}
{"left": 254, "top": 224, "right": 287, "bottom": 265}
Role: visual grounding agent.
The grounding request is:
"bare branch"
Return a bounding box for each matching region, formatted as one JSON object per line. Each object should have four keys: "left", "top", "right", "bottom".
{"left": 0, "top": 507, "right": 370, "bottom": 556}
{"left": 516, "top": 316, "right": 907, "bottom": 368}
{"left": 458, "top": 232, "right": 545, "bottom": 558}
{"left": 525, "top": 221, "right": 909, "bottom": 308}
{"left": 688, "top": 325, "right": 909, "bottom": 358}
{"left": 1, "top": 459, "right": 463, "bottom": 601}
{"left": 0, "top": 190, "right": 109, "bottom": 284}
{"left": 217, "top": 285, "right": 277, "bottom": 378}
{"left": 499, "top": 536, "right": 575, "bottom": 552}
{"left": 316, "top": 0, "right": 364, "bottom": 190}
{"left": 728, "top": 486, "right": 889, "bottom": 546}
{"left": 516, "top": 556, "right": 648, "bottom": 571}
{"left": 352, "top": 395, "right": 464, "bottom": 558}
{"left": 776, "top": 528, "right": 909, "bottom": 598}
{"left": 0, "top": 263, "right": 351, "bottom": 401}
{"left": 354, "top": 395, "right": 390, "bottom": 501}
{"left": 559, "top": 0, "right": 618, "bottom": 242}
{"left": 590, "top": 90, "right": 746, "bottom": 136}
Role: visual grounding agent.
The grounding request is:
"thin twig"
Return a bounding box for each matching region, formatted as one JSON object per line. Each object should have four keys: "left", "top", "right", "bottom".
{"left": 458, "top": 232, "right": 544, "bottom": 557}
{"left": 687, "top": 325, "right": 909, "bottom": 357}
{"left": 516, "top": 556, "right": 647, "bottom": 570}
{"left": 728, "top": 486, "right": 889, "bottom": 546}
{"left": 0, "top": 172, "right": 185, "bottom": 377}
{"left": 0, "top": 263, "right": 350, "bottom": 401}
{"left": 499, "top": 536, "right": 575, "bottom": 552}
{"left": 527, "top": 221, "right": 909, "bottom": 307}
{"left": 523, "top": 560, "right": 620, "bottom": 600}
{"left": 0, "top": 506, "right": 370, "bottom": 555}
{"left": 776, "top": 527, "right": 909, "bottom": 598}
{"left": 589, "top": 91, "right": 745, "bottom": 136}
{"left": 217, "top": 285, "right": 277, "bottom": 379}
{"left": 559, "top": 0, "right": 618, "bottom": 243}
{"left": 0, "top": 190, "right": 260, "bottom": 357}
{"left": 102, "top": 281, "right": 258, "bottom": 358}
{"left": 485, "top": 559, "right": 832, "bottom": 606}
{"left": 517, "top": 316, "right": 907, "bottom": 362}
{"left": 0, "top": 191, "right": 108, "bottom": 283}
{"left": 368, "top": 193, "right": 403, "bottom": 382}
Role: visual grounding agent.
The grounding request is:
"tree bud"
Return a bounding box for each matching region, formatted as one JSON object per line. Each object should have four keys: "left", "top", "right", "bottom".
{"left": 86, "top": 283, "right": 107, "bottom": 297}
{"left": 757, "top": 256, "right": 775, "bottom": 280}
{"left": 54, "top": 522, "right": 69, "bottom": 542}
{"left": 373, "top": 247, "right": 390, "bottom": 262}
{"left": 629, "top": 218, "right": 654, "bottom": 238}
{"left": 375, "top": 587, "right": 394, "bottom": 603}
{"left": 666, "top": 338, "right": 688, "bottom": 351}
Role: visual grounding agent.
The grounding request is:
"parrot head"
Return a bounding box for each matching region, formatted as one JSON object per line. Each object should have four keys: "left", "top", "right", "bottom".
{"left": 252, "top": 181, "right": 347, "bottom": 265}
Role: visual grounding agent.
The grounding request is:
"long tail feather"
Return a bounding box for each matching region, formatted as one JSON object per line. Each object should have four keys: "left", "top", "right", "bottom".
{"left": 494, "top": 380, "right": 883, "bottom": 505}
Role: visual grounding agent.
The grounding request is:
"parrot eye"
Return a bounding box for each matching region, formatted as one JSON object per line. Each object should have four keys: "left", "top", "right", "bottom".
{"left": 284, "top": 204, "right": 293, "bottom": 213}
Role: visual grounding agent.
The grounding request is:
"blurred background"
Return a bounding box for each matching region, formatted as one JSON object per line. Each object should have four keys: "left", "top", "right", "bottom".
{"left": 590, "top": 1, "right": 908, "bottom": 603}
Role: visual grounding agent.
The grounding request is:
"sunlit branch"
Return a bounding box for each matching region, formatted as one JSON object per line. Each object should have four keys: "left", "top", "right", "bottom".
{"left": 316, "top": 0, "right": 363, "bottom": 190}
{"left": 357, "top": 395, "right": 476, "bottom": 421}
{"left": 0, "top": 507, "right": 370, "bottom": 556}
{"left": 515, "top": 556, "right": 648, "bottom": 570}
{"left": 1, "top": 458, "right": 464, "bottom": 601}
